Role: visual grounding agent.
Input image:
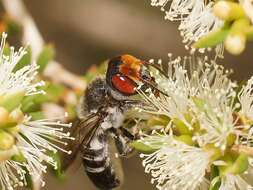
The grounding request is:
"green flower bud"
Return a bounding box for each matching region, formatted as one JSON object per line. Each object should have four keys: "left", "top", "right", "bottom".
{"left": 130, "top": 140, "right": 159, "bottom": 153}
{"left": 203, "top": 144, "right": 223, "bottom": 161}
{"left": 213, "top": 1, "right": 246, "bottom": 21}
{"left": 174, "top": 135, "right": 195, "bottom": 146}
{"left": 0, "top": 146, "right": 18, "bottom": 162}
{"left": 225, "top": 18, "right": 250, "bottom": 55}
{"left": 0, "top": 91, "right": 25, "bottom": 112}
{"left": 9, "top": 108, "right": 24, "bottom": 123}
{"left": 0, "top": 131, "right": 15, "bottom": 150}
{"left": 0, "top": 107, "right": 23, "bottom": 129}
{"left": 225, "top": 33, "right": 246, "bottom": 55}
{"left": 0, "top": 107, "right": 9, "bottom": 126}
{"left": 172, "top": 118, "right": 193, "bottom": 135}
{"left": 6, "top": 126, "right": 20, "bottom": 135}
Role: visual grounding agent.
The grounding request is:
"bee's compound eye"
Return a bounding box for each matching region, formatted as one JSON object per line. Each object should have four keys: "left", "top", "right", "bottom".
{"left": 111, "top": 74, "right": 136, "bottom": 95}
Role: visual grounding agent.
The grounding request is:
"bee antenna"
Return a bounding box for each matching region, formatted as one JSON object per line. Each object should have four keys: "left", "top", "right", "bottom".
{"left": 144, "top": 61, "right": 169, "bottom": 79}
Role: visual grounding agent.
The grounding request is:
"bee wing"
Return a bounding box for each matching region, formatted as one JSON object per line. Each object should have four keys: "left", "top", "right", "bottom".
{"left": 61, "top": 113, "right": 106, "bottom": 171}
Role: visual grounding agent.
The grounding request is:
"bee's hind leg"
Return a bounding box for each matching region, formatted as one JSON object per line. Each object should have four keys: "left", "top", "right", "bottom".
{"left": 109, "top": 128, "right": 135, "bottom": 157}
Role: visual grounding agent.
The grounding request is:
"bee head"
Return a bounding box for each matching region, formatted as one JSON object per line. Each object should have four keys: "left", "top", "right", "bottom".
{"left": 106, "top": 54, "right": 165, "bottom": 97}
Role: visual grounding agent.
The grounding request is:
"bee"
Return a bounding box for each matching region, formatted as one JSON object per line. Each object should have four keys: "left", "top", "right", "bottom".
{"left": 62, "top": 55, "right": 167, "bottom": 190}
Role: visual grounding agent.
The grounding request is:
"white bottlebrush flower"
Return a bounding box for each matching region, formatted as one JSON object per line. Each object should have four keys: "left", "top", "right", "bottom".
{"left": 219, "top": 174, "right": 252, "bottom": 190}
{"left": 15, "top": 115, "right": 73, "bottom": 186}
{"left": 0, "top": 115, "right": 73, "bottom": 189}
{"left": 0, "top": 32, "right": 73, "bottom": 189}
{"left": 238, "top": 76, "right": 253, "bottom": 121}
{"left": 237, "top": 77, "right": 253, "bottom": 145}
{"left": 138, "top": 56, "right": 237, "bottom": 148}
{"left": 240, "top": 0, "right": 253, "bottom": 24}
{"left": 150, "top": 0, "right": 223, "bottom": 57}
{"left": 140, "top": 134, "right": 210, "bottom": 190}
{"left": 0, "top": 32, "right": 44, "bottom": 96}
{"left": 0, "top": 158, "right": 27, "bottom": 190}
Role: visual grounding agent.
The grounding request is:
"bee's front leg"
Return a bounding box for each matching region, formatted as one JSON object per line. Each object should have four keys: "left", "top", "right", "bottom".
{"left": 109, "top": 128, "right": 135, "bottom": 157}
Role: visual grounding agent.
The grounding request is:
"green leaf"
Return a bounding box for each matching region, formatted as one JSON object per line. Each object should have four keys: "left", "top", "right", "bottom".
{"left": 37, "top": 45, "right": 55, "bottom": 72}
{"left": 0, "top": 91, "right": 25, "bottom": 112}
{"left": 21, "top": 84, "right": 50, "bottom": 113}
{"left": 209, "top": 165, "right": 221, "bottom": 190}
{"left": 29, "top": 111, "right": 45, "bottom": 120}
{"left": 45, "top": 83, "right": 65, "bottom": 102}
{"left": 47, "top": 151, "right": 66, "bottom": 181}
{"left": 130, "top": 140, "right": 159, "bottom": 153}
{"left": 21, "top": 94, "right": 48, "bottom": 113}
{"left": 193, "top": 26, "right": 230, "bottom": 48}
{"left": 230, "top": 153, "right": 249, "bottom": 174}
{"left": 14, "top": 46, "right": 32, "bottom": 72}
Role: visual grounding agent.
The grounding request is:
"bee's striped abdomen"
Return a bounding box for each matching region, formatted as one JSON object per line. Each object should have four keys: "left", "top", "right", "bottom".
{"left": 81, "top": 128, "right": 120, "bottom": 190}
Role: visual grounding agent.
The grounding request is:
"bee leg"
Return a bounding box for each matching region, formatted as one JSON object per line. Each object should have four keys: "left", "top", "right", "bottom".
{"left": 109, "top": 128, "right": 134, "bottom": 157}
{"left": 119, "top": 126, "right": 135, "bottom": 140}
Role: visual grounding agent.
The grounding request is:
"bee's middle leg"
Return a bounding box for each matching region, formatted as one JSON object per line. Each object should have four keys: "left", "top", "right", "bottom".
{"left": 109, "top": 128, "right": 135, "bottom": 157}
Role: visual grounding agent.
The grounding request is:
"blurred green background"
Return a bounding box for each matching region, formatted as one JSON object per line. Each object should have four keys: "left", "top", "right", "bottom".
{"left": 4, "top": 0, "right": 253, "bottom": 189}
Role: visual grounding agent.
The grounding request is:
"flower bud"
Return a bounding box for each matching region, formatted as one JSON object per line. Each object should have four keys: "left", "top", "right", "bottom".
{"left": 174, "top": 135, "right": 195, "bottom": 146}
{"left": 225, "top": 18, "right": 250, "bottom": 55}
{"left": 0, "top": 107, "right": 9, "bottom": 126}
{"left": 203, "top": 144, "right": 223, "bottom": 161}
{"left": 0, "top": 131, "right": 15, "bottom": 150}
{"left": 0, "top": 146, "right": 18, "bottom": 162}
{"left": 6, "top": 126, "right": 20, "bottom": 136}
{"left": 172, "top": 118, "right": 193, "bottom": 135}
{"left": 9, "top": 108, "right": 24, "bottom": 123}
{"left": 213, "top": 1, "right": 245, "bottom": 21}
{"left": 225, "top": 33, "right": 246, "bottom": 55}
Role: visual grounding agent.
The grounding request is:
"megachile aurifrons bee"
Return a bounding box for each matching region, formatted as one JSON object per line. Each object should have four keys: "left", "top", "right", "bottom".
{"left": 62, "top": 54, "right": 168, "bottom": 190}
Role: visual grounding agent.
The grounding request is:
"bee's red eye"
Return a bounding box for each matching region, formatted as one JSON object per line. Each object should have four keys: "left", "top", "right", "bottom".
{"left": 111, "top": 74, "right": 136, "bottom": 95}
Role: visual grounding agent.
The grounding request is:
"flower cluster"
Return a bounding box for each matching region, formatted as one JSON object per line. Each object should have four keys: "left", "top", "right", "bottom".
{"left": 0, "top": 33, "right": 73, "bottom": 190}
{"left": 133, "top": 56, "right": 253, "bottom": 190}
{"left": 151, "top": 0, "right": 253, "bottom": 56}
{"left": 150, "top": 0, "right": 223, "bottom": 57}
